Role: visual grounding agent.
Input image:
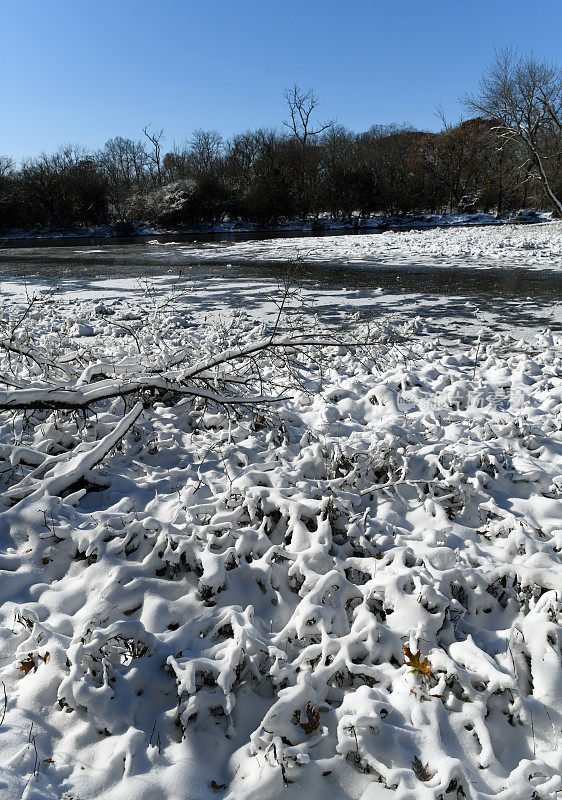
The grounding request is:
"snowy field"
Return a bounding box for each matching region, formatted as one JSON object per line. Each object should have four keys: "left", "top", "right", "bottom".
{"left": 142, "top": 220, "right": 562, "bottom": 272}
{"left": 0, "top": 232, "right": 562, "bottom": 800}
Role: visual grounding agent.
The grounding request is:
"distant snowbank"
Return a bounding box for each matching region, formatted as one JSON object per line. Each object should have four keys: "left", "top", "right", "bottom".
{"left": 161, "top": 219, "right": 562, "bottom": 271}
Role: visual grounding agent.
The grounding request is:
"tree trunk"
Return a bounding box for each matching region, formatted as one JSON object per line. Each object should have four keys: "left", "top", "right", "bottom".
{"left": 519, "top": 129, "right": 562, "bottom": 216}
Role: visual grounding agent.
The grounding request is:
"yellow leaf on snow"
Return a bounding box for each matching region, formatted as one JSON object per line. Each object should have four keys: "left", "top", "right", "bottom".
{"left": 403, "top": 645, "right": 433, "bottom": 679}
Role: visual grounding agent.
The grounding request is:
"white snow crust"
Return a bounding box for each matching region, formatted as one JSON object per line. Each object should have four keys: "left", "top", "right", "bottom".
{"left": 0, "top": 278, "right": 561, "bottom": 800}
{"left": 151, "top": 220, "right": 562, "bottom": 271}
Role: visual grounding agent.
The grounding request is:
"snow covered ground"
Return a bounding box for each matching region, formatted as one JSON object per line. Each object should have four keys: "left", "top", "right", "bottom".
{"left": 142, "top": 220, "right": 562, "bottom": 272}
{"left": 0, "top": 244, "right": 562, "bottom": 800}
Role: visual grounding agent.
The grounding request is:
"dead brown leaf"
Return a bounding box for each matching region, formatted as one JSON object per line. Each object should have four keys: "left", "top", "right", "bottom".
{"left": 17, "top": 652, "right": 50, "bottom": 676}
{"left": 17, "top": 654, "right": 37, "bottom": 676}
{"left": 300, "top": 702, "right": 320, "bottom": 734}
{"left": 411, "top": 755, "right": 433, "bottom": 781}
{"left": 403, "top": 645, "right": 433, "bottom": 679}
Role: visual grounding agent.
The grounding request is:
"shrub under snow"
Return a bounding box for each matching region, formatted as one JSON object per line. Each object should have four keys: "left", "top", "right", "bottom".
{"left": 0, "top": 290, "right": 560, "bottom": 800}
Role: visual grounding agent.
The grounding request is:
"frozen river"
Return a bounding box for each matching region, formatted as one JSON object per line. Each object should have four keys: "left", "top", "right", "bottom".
{"left": 1, "top": 223, "right": 561, "bottom": 341}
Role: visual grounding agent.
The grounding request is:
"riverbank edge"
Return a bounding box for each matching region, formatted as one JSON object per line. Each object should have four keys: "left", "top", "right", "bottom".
{"left": 0, "top": 209, "right": 553, "bottom": 243}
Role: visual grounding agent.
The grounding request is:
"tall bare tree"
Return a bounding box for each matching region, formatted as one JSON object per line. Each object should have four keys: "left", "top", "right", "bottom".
{"left": 188, "top": 129, "right": 223, "bottom": 175}
{"left": 143, "top": 124, "right": 166, "bottom": 185}
{"left": 100, "top": 137, "right": 147, "bottom": 184}
{"left": 464, "top": 47, "right": 562, "bottom": 215}
{"left": 283, "top": 84, "right": 334, "bottom": 145}
{"left": 0, "top": 156, "right": 13, "bottom": 178}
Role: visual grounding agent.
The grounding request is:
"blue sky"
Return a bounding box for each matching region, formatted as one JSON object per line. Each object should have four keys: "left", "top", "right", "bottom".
{"left": 1, "top": 0, "right": 560, "bottom": 161}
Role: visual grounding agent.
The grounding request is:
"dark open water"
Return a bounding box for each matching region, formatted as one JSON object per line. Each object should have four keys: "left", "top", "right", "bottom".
{"left": 0, "top": 230, "right": 560, "bottom": 337}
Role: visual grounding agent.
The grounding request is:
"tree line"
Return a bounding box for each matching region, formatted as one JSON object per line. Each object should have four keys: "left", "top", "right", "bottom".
{"left": 0, "top": 48, "right": 560, "bottom": 232}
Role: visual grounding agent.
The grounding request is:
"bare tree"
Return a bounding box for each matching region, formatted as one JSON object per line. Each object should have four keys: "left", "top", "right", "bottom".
{"left": 99, "top": 137, "right": 148, "bottom": 186}
{"left": 189, "top": 129, "right": 224, "bottom": 175}
{"left": 464, "top": 47, "right": 562, "bottom": 215}
{"left": 415, "top": 118, "right": 487, "bottom": 214}
{"left": 143, "top": 124, "right": 166, "bottom": 185}
{"left": 225, "top": 131, "right": 261, "bottom": 191}
{"left": 0, "top": 157, "right": 13, "bottom": 178}
{"left": 283, "top": 83, "right": 334, "bottom": 145}
{"left": 162, "top": 144, "right": 191, "bottom": 182}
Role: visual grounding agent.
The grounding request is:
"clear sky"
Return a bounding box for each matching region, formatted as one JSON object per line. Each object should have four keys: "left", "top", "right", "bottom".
{"left": 1, "top": 0, "right": 560, "bottom": 161}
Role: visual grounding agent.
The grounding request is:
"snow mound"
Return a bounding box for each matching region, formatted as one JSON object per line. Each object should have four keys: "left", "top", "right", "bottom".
{"left": 0, "top": 292, "right": 560, "bottom": 800}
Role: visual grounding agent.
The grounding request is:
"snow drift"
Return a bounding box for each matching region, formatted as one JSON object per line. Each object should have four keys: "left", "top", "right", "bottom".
{"left": 0, "top": 288, "right": 560, "bottom": 800}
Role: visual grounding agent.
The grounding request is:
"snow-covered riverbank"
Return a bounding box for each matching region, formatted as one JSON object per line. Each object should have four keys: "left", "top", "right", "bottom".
{"left": 0, "top": 280, "right": 561, "bottom": 800}
{"left": 0, "top": 210, "right": 552, "bottom": 243}
{"left": 142, "top": 220, "right": 562, "bottom": 272}
{"left": 2, "top": 272, "right": 562, "bottom": 345}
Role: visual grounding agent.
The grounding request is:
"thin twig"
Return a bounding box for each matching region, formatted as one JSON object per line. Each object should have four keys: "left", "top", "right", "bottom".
{"left": 0, "top": 681, "right": 6, "bottom": 725}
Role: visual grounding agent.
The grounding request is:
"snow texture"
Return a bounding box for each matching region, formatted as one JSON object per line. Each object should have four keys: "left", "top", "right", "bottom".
{"left": 0, "top": 273, "right": 561, "bottom": 800}
{"left": 148, "top": 220, "right": 562, "bottom": 271}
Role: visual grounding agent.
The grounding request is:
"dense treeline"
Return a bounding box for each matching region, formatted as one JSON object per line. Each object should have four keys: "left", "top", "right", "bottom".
{"left": 1, "top": 50, "right": 560, "bottom": 231}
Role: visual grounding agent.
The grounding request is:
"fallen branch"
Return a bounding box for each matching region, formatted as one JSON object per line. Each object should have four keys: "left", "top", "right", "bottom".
{"left": 0, "top": 338, "right": 73, "bottom": 379}
{"left": 0, "top": 378, "right": 280, "bottom": 412}
{"left": 0, "top": 443, "right": 48, "bottom": 468}
{"left": 2, "top": 402, "right": 144, "bottom": 507}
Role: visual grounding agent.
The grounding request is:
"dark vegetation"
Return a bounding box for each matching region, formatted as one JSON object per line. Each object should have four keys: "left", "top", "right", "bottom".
{"left": 1, "top": 49, "right": 560, "bottom": 232}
